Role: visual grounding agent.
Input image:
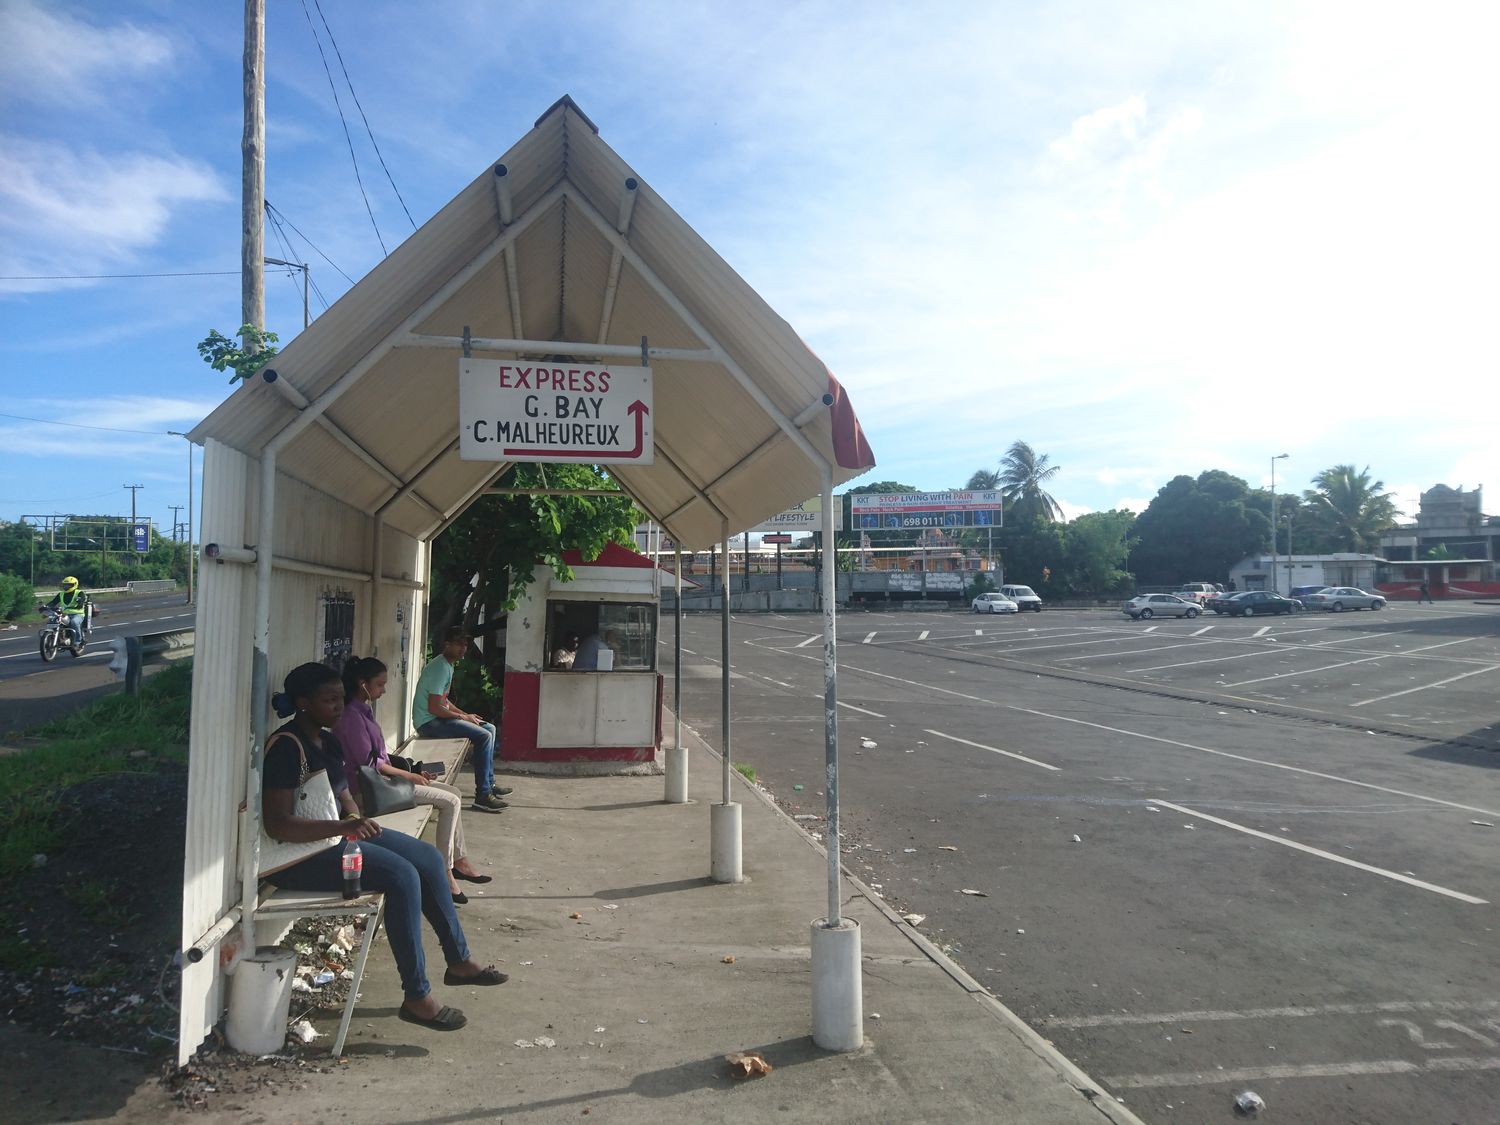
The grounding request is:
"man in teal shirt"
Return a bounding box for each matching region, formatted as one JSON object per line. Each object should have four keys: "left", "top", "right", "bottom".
{"left": 413, "top": 628, "right": 511, "bottom": 812}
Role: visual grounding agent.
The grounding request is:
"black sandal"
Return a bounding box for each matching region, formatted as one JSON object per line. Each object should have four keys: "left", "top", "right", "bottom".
{"left": 452, "top": 869, "right": 493, "bottom": 884}
{"left": 398, "top": 1004, "right": 466, "bottom": 1030}
{"left": 443, "top": 965, "right": 508, "bottom": 986}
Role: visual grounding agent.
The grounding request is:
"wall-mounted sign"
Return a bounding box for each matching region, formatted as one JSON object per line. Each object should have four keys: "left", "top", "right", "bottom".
{"left": 761, "top": 533, "right": 793, "bottom": 544}
{"left": 850, "top": 491, "right": 1003, "bottom": 530}
{"left": 750, "top": 496, "right": 844, "bottom": 533}
{"left": 459, "top": 358, "right": 654, "bottom": 464}
{"left": 132, "top": 523, "right": 150, "bottom": 552}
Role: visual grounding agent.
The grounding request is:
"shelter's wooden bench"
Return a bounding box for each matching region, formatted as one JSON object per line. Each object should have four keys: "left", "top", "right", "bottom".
{"left": 253, "top": 737, "right": 474, "bottom": 1054}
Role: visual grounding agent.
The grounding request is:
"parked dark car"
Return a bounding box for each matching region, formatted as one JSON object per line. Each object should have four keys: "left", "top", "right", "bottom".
{"left": 1207, "top": 591, "right": 1244, "bottom": 614}
{"left": 1227, "top": 591, "right": 1300, "bottom": 617}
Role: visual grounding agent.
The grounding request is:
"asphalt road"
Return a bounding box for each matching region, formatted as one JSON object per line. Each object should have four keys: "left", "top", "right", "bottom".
{"left": 671, "top": 602, "right": 1500, "bottom": 1124}
{"left": 0, "top": 592, "right": 193, "bottom": 733}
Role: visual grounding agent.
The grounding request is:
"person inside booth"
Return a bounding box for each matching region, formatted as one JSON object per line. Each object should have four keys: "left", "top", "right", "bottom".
{"left": 547, "top": 603, "right": 653, "bottom": 673}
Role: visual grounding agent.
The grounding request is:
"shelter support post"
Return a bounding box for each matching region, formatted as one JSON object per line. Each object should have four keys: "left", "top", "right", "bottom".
{"left": 665, "top": 546, "right": 688, "bottom": 803}
{"left": 710, "top": 520, "right": 742, "bottom": 882}
{"left": 237, "top": 450, "right": 276, "bottom": 966}
{"left": 811, "top": 462, "right": 862, "bottom": 1050}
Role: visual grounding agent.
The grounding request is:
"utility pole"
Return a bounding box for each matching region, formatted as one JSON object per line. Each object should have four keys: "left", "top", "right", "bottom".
{"left": 169, "top": 505, "right": 184, "bottom": 540}
{"left": 125, "top": 484, "right": 145, "bottom": 568}
{"left": 243, "top": 0, "right": 266, "bottom": 350}
{"left": 264, "top": 257, "right": 310, "bottom": 328}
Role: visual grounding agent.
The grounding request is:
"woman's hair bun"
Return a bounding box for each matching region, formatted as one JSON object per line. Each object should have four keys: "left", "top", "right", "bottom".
{"left": 271, "top": 691, "right": 295, "bottom": 718}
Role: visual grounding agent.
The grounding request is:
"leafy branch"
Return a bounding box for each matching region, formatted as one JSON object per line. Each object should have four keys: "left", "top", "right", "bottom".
{"left": 197, "top": 325, "right": 281, "bottom": 384}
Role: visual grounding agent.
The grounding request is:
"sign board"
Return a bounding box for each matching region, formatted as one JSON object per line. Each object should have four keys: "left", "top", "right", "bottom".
{"left": 459, "top": 358, "right": 653, "bottom": 464}
{"left": 132, "top": 523, "right": 150, "bottom": 553}
{"left": 751, "top": 496, "right": 844, "bottom": 533}
{"left": 761, "top": 533, "right": 793, "bottom": 544}
{"left": 850, "top": 490, "right": 1003, "bottom": 530}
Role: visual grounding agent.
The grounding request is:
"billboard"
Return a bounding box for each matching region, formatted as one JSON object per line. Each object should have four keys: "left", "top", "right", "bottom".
{"left": 750, "top": 495, "right": 844, "bottom": 533}
{"left": 850, "top": 491, "right": 1003, "bottom": 530}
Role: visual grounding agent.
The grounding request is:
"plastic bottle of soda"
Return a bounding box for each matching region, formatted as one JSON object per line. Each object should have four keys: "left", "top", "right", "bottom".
{"left": 342, "top": 836, "right": 363, "bottom": 899}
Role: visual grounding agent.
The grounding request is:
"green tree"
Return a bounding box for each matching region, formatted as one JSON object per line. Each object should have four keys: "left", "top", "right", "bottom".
{"left": 998, "top": 441, "right": 1063, "bottom": 524}
{"left": 1300, "top": 464, "right": 1401, "bottom": 553}
{"left": 964, "top": 468, "right": 1001, "bottom": 491}
{"left": 197, "top": 325, "right": 280, "bottom": 383}
{"left": 1128, "top": 471, "right": 1269, "bottom": 586}
{"left": 427, "top": 463, "right": 639, "bottom": 711}
{"left": 1056, "top": 510, "right": 1136, "bottom": 597}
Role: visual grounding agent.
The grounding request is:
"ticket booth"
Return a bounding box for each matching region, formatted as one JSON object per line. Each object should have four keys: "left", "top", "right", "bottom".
{"left": 500, "top": 542, "right": 664, "bottom": 769}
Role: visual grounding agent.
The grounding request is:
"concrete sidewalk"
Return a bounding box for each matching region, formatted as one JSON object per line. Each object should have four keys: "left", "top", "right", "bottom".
{"left": 155, "top": 725, "right": 1143, "bottom": 1124}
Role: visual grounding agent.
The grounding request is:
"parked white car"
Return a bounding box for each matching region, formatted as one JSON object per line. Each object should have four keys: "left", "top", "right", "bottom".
{"left": 999, "top": 584, "right": 1044, "bottom": 611}
{"left": 972, "top": 592, "right": 1019, "bottom": 614}
{"left": 1174, "top": 582, "right": 1224, "bottom": 604}
{"left": 1303, "top": 586, "right": 1386, "bottom": 611}
{"left": 1122, "top": 593, "right": 1202, "bottom": 620}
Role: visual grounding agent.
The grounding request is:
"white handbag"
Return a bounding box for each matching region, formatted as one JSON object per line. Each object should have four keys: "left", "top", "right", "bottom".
{"left": 258, "top": 732, "right": 343, "bottom": 876}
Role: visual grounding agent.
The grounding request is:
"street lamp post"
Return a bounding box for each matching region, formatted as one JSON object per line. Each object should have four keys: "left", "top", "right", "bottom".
{"left": 168, "top": 432, "right": 196, "bottom": 605}
{"left": 1270, "top": 453, "right": 1289, "bottom": 593}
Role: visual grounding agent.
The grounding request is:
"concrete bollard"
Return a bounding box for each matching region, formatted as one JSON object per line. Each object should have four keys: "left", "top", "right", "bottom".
{"left": 710, "top": 801, "right": 743, "bottom": 883}
{"left": 811, "top": 917, "right": 863, "bottom": 1051}
{"left": 664, "top": 745, "right": 689, "bottom": 804}
{"left": 225, "top": 946, "right": 297, "bottom": 1055}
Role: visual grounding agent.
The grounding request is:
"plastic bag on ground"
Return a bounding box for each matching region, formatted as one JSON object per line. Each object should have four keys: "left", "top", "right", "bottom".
{"left": 725, "top": 1050, "right": 773, "bottom": 1079}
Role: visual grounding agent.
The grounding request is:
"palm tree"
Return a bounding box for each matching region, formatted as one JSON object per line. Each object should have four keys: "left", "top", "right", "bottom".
{"left": 998, "top": 441, "right": 1064, "bottom": 523}
{"left": 1303, "top": 464, "right": 1401, "bottom": 552}
{"left": 964, "top": 468, "right": 1001, "bottom": 490}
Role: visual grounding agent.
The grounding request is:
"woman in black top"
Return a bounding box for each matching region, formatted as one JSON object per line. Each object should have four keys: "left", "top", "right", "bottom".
{"left": 262, "top": 662, "right": 506, "bottom": 1031}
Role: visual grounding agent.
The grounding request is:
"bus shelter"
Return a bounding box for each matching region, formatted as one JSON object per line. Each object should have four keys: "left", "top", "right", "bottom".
{"left": 177, "top": 97, "right": 875, "bottom": 1064}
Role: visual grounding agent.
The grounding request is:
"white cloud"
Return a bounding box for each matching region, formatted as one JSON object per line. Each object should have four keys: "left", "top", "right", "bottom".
{"left": 0, "top": 395, "right": 221, "bottom": 459}
{"left": 0, "top": 0, "right": 174, "bottom": 108}
{"left": 0, "top": 137, "right": 227, "bottom": 291}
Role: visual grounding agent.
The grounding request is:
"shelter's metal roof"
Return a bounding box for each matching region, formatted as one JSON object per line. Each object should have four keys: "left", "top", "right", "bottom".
{"left": 190, "top": 96, "right": 874, "bottom": 548}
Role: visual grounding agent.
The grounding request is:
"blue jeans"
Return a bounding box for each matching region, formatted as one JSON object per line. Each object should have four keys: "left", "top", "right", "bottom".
{"left": 418, "top": 718, "right": 496, "bottom": 797}
{"left": 64, "top": 613, "right": 86, "bottom": 642}
{"left": 268, "top": 828, "right": 469, "bottom": 1001}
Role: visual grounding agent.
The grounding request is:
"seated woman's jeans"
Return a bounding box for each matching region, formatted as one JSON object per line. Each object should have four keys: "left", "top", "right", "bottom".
{"left": 268, "top": 829, "right": 469, "bottom": 1000}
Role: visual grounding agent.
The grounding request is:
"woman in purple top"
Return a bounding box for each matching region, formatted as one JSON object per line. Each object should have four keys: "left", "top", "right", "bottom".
{"left": 332, "top": 656, "right": 492, "bottom": 903}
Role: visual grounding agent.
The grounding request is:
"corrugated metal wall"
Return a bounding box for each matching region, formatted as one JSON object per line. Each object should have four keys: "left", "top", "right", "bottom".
{"left": 177, "top": 439, "right": 256, "bottom": 1065}
{"left": 177, "top": 451, "right": 431, "bottom": 1063}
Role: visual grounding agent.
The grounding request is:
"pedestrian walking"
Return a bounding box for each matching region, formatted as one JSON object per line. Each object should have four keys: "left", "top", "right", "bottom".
{"left": 1418, "top": 581, "right": 1432, "bottom": 604}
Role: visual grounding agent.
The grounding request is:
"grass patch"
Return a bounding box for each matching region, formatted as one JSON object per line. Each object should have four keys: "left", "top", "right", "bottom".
{"left": 0, "top": 661, "right": 192, "bottom": 885}
{"left": 733, "top": 762, "right": 757, "bottom": 784}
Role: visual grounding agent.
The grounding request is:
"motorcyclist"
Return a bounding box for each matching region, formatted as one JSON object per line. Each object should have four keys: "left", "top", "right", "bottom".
{"left": 47, "top": 577, "right": 91, "bottom": 646}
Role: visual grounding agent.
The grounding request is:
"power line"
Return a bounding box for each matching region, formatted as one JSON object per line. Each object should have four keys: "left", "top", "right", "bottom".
{"left": 265, "top": 200, "right": 356, "bottom": 285}
{"left": 0, "top": 412, "right": 174, "bottom": 436}
{"left": 300, "top": 0, "right": 386, "bottom": 256}
{"left": 0, "top": 269, "right": 299, "bottom": 281}
{"left": 312, "top": 0, "right": 416, "bottom": 231}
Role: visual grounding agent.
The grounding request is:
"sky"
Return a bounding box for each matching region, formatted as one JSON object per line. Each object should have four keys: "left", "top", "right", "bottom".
{"left": 3, "top": 0, "right": 1498, "bottom": 541}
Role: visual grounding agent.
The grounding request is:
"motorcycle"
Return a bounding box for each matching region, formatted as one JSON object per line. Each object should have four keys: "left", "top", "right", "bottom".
{"left": 38, "top": 607, "right": 87, "bottom": 662}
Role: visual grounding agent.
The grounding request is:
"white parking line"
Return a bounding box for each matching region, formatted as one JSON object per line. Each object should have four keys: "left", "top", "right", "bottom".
{"left": 1104, "top": 1056, "right": 1500, "bottom": 1090}
{"left": 1045, "top": 998, "right": 1500, "bottom": 1029}
{"left": 795, "top": 635, "right": 819, "bottom": 648}
{"left": 1222, "top": 636, "right": 1482, "bottom": 689}
{"left": 862, "top": 632, "right": 876, "bottom": 644}
{"left": 1143, "top": 625, "right": 1158, "bottom": 633}
{"left": 922, "top": 728, "right": 1059, "bottom": 771}
{"left": 1003, "top": 704, "right": 1500, "bottom": 819}
{"left": 1128, "top": 630, "right": 1400, "bottom": 673}
{"left": 1151, "top": 799, "right": 1486, "bottom": 904}
{"left": 974, "top": 628, "right": 982, "bottom": 635}
{"left": 948, "top": 630, "right": 1117, "bottom": 652}
{"left": 917, "top": 630, "right": 930, "bottom": 641}
{"left": 1190, "top": 625, "right": 1214, "bottom": 636}
{"left": 1351, "top": 665, "right": 1500, "bottom": 708}
{"left": 838, "top": 701, "right": 886, "bottom": 718}
{"left": 1253, "top": 625, "right": 1270, "bottom": 637}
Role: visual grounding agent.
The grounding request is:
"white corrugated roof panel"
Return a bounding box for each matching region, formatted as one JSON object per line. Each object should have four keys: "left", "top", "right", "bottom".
{"left": 190, "top": 96, "right": 874, "bottom": 548}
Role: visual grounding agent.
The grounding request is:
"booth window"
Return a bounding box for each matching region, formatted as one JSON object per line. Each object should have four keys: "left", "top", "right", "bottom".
{"left": 547, "top": 601, "right": 656, "bottom": 671}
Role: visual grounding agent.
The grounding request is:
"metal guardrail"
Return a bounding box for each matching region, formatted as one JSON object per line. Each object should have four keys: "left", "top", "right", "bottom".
{"left": 109, "top": 626, "right": 195, "bottom": 695}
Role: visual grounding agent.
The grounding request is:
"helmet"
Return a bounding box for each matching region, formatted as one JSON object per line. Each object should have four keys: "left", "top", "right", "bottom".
{"left": 61, "top": 576, "right": 79, "bottom": 590}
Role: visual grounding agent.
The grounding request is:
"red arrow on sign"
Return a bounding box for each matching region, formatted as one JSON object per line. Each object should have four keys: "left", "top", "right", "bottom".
{"left": 503, "top": 400, "right": 650, "bottom": 460}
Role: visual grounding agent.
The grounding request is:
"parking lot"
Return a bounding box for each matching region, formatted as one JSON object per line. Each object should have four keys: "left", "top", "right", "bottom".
{"left": 672, "top": 600, "right": 1500, "bottom": 1123}
{"left": 815, "top": 602, "right": 1500, "bottom": 747}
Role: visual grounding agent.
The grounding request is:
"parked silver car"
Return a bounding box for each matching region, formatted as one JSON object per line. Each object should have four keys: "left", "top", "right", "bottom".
{"left": 1122, "top": 593, "right": 1201, "bottom": 620}
{"left": 972, "top": 592, "right": 1019, "bottom": 614}
{"left": 1303, "top": 586, "right": 1386, "bottom": 611}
